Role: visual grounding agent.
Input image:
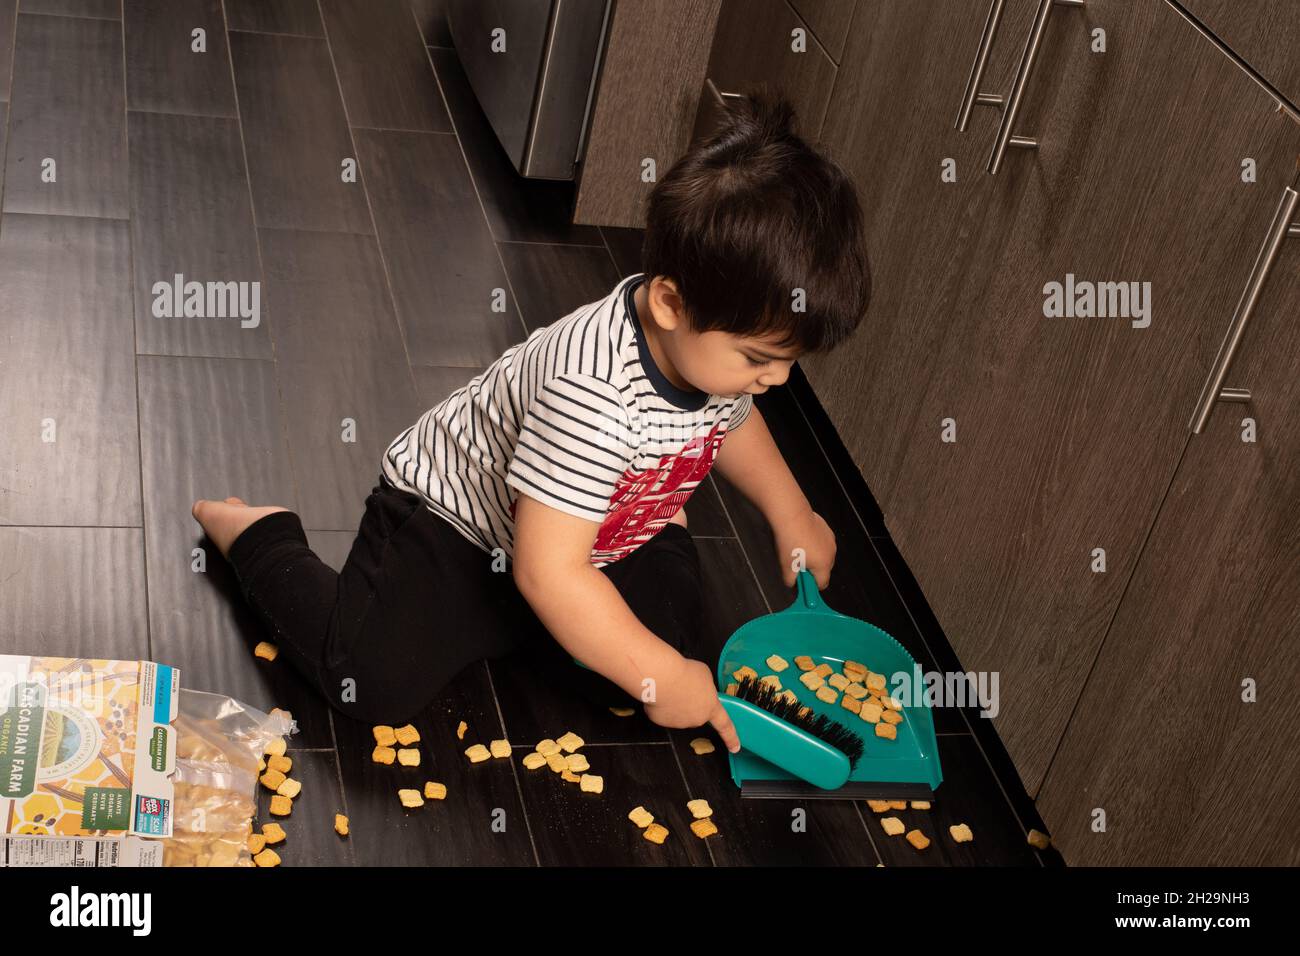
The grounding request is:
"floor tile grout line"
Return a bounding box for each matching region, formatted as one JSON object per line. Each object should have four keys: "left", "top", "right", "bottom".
{"left": 118, "top": 0, "right": 155, "bottom": 660}
{"left": 784, "top": 383, "right": 1046, "bottom": 865}
{"left": 348, "top": 123, "right": 454, "bottom": 135}
{"left": 15, "top": 11, "right": 118, "bottom": 23}
{"left": 851, "top": 798, "right": 885, "bottom": 865}
{"left": 126, "top": 104, "right": 238, "bottom": 122}
{"left": 220, "top": 1, "right": 301, "bottom": 513}
{"left": 419, "top": 43, "right": 529, "bottom": 334}
{"left": 497, "top": 238, "right": 608, "bottom": 250}
{"left": 227, "top": 27, "right": 323, "bottom": 40}
{"left": 0, "top": 524, "right": 145, "bottom": 530}
{"left": 325, "top": 710, "right": 357, "bottom": 865}
{"left": 664, "top": 734, "right": 717, "bottom": 866}
{"left": 1, "top": 208, "right": 128, "bottom": 223}
{"left": 0, "top": 3, "right": 15, "bottom": 160}
{"left": 327, "top": 749, "right": 358, "bottom": 868}
{"left": 317, "top": 0, "right": 436, "bottom": 415}
{"left": 480, "top": 661, "right": 542, "bottom": 866}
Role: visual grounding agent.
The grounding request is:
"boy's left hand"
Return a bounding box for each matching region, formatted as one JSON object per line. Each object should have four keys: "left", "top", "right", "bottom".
{"left": 772, "top": 508, "right": 836, "bottom": 589}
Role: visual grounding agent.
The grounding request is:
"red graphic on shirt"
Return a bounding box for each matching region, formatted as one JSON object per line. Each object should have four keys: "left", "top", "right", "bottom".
{"left": 593, "top": 424, "right": 727, "bottom": 561}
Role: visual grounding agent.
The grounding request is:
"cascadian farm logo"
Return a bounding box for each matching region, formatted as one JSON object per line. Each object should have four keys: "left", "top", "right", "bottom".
{"left": 1043, "top": 273, "right": 1151, "bottom": 328}
{"left": 151, "top": 274, "right": 261, "bottom": 328}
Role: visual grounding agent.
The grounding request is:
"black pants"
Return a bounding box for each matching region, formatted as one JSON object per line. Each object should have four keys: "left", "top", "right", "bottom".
{"left": 225, "top": 476, "right": 704, "bottom": 725}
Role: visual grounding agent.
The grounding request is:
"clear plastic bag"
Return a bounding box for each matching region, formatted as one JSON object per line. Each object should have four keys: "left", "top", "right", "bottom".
{"left": 163, "top": 690, "right": 296, "bottom": 867}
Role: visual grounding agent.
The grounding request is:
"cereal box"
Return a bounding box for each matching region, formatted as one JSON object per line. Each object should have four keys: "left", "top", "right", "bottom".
{"left": 0, "top": 656, "right": 179, "bottom": 850}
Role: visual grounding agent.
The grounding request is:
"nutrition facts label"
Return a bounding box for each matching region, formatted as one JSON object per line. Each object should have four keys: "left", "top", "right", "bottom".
{"left": 2, "top": 835, "right": 163, "bottom": 867}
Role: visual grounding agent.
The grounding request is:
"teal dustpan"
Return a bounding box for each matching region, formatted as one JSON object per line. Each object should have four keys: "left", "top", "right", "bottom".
{"left": 716, "top": 570, "right": 943, "bottom": 800}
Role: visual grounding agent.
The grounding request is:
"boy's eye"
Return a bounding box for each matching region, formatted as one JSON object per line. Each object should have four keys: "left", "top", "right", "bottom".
{"left": 743, "top": 354, "right": 766, "bottom": 366}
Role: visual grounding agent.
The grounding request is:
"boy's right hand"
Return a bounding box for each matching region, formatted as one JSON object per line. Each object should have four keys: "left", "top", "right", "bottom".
{"left": 643, "top": 656, "right": 741, "bottom": 754}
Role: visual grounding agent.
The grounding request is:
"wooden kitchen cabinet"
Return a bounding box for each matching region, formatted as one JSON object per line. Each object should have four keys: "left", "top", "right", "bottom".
{"left": 1035, "top": 167, "right": 1300, "bottom": 863}
{"left": 691, "top": 0, "right": 840, "bottom": 146}
{"left": 1178, "top": 0, "right": 1300, "bottom": 110}
{"left": 802, "top": 0, "right": 1300, "bottom": 814}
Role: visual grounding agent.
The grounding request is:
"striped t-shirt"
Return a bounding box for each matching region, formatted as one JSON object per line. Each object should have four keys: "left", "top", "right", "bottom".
{"left": 381, "top": 273, "right": 753, "bottom": 566}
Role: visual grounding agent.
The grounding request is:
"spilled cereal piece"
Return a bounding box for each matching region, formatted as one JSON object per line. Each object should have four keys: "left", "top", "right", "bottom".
{"left": 254, "top": 642, "right": 278, "bottom": 662}
{"left": 394, "top": 724, "right": 420, "bottom": 746}
{"left": 689, "top": 737, "right": 715, "bottom": 755}
{"left": 276, "top": 778, "right": 301, "bottom": 799}
{"left": 397, "top": 748, "right": 421, "bottom": 767}
{"left": 690, "top": 818, "right": 718, "bottom": 839}
{"left": 643, "top": 823, "right": 669, "bottom": 845}
{"left": 880, "top": 817, "right": 905, "bottom": 837}
{"left": 424, "top": 782, "right": 447, "bottom": 800}
{"left": 522, "top": 752, "right": 547, "bottom": 770}
{"left": 464, "top": 744, "right": 491, "bottom": 763}
{"left": 267, "top": 754, "right": 292, "bottom": 774}
{"left": 579, "top": 774, "right": 603, "bottom": 794}
{"left": 269, "top": 795, "right": 293, "bottom": 817}
{"left": 334, "top": 814, "right": 349, "bottom": 836}
{"left": 566, "top": 753, "right": 590, "bottom": 772}
{"left": 262, "top": 823, "right": 286, "bottom": 845}
{"left": 950, "top": 823, "right": 973, "bottom": 843}
{"left": 875, "top": 722, "right": 896, "bottom": 740}
{"left": 489, "top": 739, "right": 511, "bottom": 759}
{"left": 628, "top": 806, "right": 654, "bottom": 828}
{"left": 456, "top": 720, "right": 468, "bottom": 740}
{"left": 398, "top": 789, "right": 424, "bottom": 808}
{"left": 686, "top": 799, "right": 712, "bottom": 819}
{"left": 765, "top": 654, "right": 789, "bottom": 672}
{"left": 372, "top": 725, "right": 397, "bottom": 747}
{"left": 372, "top": 746, "right": 396, "bottom": 765}
{"left": 556, "top": 732, "right": 585, "bottom": 753}
{"left": 253, "top": 848, "right": 281, "bottom": 867}
{"left": 906, "top": 830, "right": 930, "bottom": 851}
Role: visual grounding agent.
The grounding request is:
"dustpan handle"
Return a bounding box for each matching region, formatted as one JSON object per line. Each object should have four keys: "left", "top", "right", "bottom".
{"left": 794, "top": 569, "right": 824, "bottom": 611}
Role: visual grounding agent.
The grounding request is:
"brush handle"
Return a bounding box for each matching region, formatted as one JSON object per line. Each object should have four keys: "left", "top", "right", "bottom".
{"left": 720, "top": 696, "right": 852, "bottom": 790}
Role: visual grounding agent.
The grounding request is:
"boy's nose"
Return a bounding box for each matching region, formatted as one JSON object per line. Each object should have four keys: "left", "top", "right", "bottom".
{"left": 760, "top": 365, "right": 791, "bottom": 387}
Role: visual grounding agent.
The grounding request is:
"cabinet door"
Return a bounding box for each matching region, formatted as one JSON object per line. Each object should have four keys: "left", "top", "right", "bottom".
{"left": 1035, "top": 184, "right": 1300, "bottom": 864}
{"left": 1179, "top": 0, "right": 1300, "bottom": 109}
{"left": 691, "top": 0, "right": 839, "bottom": 145}
{"left": 799, "top": 0, "right": 1044, "bottom": 513}
{"left": 806, "top": 0, "right": 1300, "bottom": 798}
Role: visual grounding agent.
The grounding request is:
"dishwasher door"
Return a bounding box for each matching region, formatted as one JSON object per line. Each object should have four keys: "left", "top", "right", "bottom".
{"left": 447, "top": 0, "right": 611, "bottom": 181}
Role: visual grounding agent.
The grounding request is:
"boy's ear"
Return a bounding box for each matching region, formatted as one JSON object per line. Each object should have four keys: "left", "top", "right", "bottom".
{"left": 647, "top": 277, "right": 686, "bottom": 332}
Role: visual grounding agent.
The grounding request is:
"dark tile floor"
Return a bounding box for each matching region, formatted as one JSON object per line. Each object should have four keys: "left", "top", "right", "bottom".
{"left": 0, "top": 0, "right": 1060, "bottom": 867}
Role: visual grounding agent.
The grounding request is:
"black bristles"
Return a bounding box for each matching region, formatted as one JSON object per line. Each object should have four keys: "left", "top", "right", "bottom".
{"left": 730, "top": 675, "right": 865, "bottom": 769}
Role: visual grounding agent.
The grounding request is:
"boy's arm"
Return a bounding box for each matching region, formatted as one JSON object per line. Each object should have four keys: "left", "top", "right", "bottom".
{"left": 511, "top": 494, "right": 740, "bottom": 751}
{"left": 713, "top": 404, "right": 837, "bottom": 587}
{"left": 714, "top": 403, "right": 811, "bottom": 527}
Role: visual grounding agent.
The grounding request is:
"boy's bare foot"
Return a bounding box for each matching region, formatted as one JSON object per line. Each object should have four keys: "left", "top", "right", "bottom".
{"left": 192, "top": 498, "right": 289, "bottom": 558}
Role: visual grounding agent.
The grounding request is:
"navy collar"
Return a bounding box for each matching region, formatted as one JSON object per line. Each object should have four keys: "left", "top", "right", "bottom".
{"left": 624, "top": 275, "right": 708, "bottom": 411}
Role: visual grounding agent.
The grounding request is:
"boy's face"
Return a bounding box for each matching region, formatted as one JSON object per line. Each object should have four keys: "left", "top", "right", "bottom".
{"left": 640, "top": 277, "right": 801, "bottom": 398}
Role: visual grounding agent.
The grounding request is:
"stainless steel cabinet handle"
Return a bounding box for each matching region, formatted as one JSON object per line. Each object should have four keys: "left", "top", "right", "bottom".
{"left": 1189, "top": 167, "right": 1300, "bottom": 434}
{"left": 986, "top": 0, "right": 1085, "bottom": 174}
{"left": 705, "top": 78, "right": 744, "bottom": 112}
{"left": 956, "top": 0, "right": 1008, "bottom": 132}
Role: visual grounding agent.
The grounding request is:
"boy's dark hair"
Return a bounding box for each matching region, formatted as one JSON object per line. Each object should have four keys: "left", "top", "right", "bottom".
{"left": 641, "top": 89, "right": 870, "bottom": 354}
